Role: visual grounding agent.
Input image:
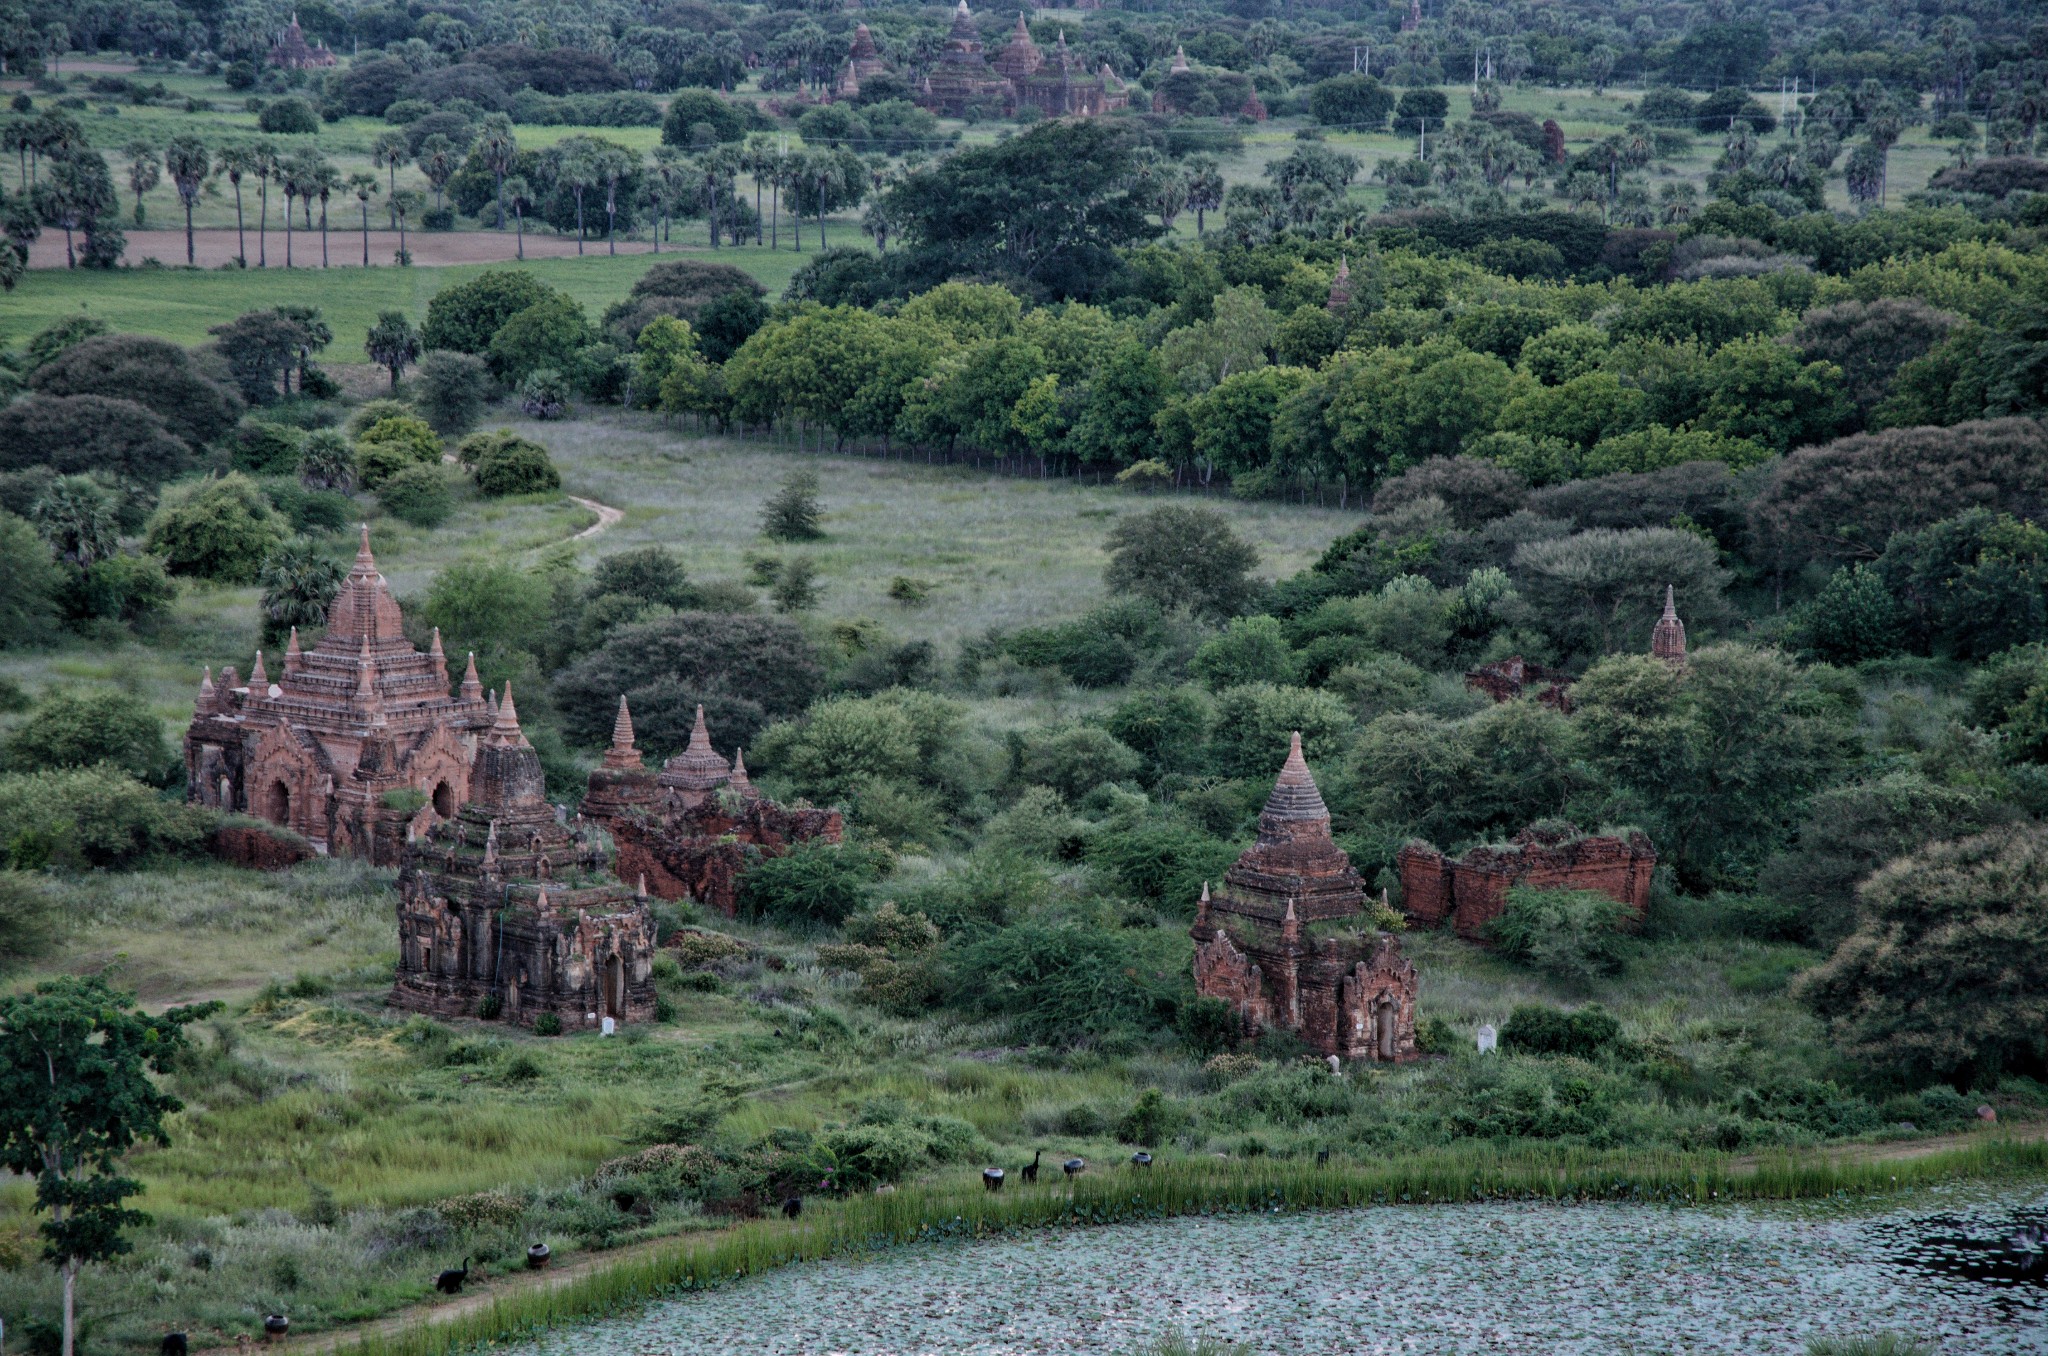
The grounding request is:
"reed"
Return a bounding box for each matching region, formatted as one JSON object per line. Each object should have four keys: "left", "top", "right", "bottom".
{"left": 346, "top": 1136, "right": 2048, "bottom": 1356}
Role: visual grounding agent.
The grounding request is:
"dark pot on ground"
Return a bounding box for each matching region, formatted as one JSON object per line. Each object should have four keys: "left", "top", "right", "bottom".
{"left": 527, "top": 1242, "right": 551, "bottom": 1269}
{"left": 263, "top": 1314, "right": 290, "bottom": 1338}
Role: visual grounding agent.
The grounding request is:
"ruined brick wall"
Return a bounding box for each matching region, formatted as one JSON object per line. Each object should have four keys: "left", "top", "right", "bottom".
{"left": 611, "top": 801, "right": 844, "bottom": 915}
{"left": 209, "top": 823, "right": 315, "bottom": 871}
{"left": 1399, "top": 826, "right": 1656, "bottom": 941}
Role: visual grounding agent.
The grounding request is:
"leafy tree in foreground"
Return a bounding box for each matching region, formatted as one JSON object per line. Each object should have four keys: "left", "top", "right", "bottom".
{"left": 0, "top": 976, "right": 214, "bottom": 1356}
{"left": 1797, "top": 823, "right": 2048, "bottom": 1086}
{"left": 7, "top": 688, "right": 169, "bottom": 783}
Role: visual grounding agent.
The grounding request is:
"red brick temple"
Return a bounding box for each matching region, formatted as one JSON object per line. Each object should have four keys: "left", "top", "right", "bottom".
{"left": 1191, "top": 733, "right": 1420, "bottom": 1062}
{"left": 183, "top": 528, "right": 492, "bottom": 863}
{"left": 391, "top": 685, "right": 657, "bottom": 1028}
{"left": 580, "top": 703, "right": 843, "bottom": 915}
{"left": 1396, "top": 822, "right": 1656, "bottom": 942}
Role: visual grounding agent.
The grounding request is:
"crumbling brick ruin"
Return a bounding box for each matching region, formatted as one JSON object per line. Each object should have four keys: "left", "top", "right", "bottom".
{"left": 1191, "top": 733, "right": 1420, "bottom": 1063}
{"left": 579, "top": 703, "right": 842, "bottom": 916}
{"left": 392, "top": 686, "right": 657, "bottom": 1029}
{"left": 1396, "top": 822, "right": 1656, "bottom": 942}
{"left": 184, "top": 528, "right": 492, "bottom": 864}
{"left": 1464, "top": 656, "right": 1575, "bottom": 712}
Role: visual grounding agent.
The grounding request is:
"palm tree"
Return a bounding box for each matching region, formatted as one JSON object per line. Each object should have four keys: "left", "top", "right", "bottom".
{"left": 416, "top": 135, "right": 458, "bottom": 210}
{"left": 216, "top": 142, "right": 256, "bottom": 266}
{"left": 3, "top": 120, "right": 33, "bottom": 188}
{"left": 1186, "top": 157, "right": 1224, "bottom": 237}
{"left": 371, "top": 130, "right": 409, "bottom": 227}
{"left": 390, "top": 188, "right": 423, "bottom": 264}
{"left": 162, "top": 135, "right": 209, "bottom": 266}
{"left": 477, "top": 115, "right": 516, "bottom": 228}
{"left": 597, "top": 144, "right": 634, "bottom": 255}
{"left": 502, "top": 175, "right": 531, "bottom": 259}
{"left": 743, "top": 134, "right": 775, "bottom": 245}
{"left": 251, "top": 139, "right": 277, "bottom": 267}
{"left": 310, "top": 159, "right": 341, "bottom": 267}
{"left": 121, "top": 140, "right": 158, "bottom": 226}
{"left": 554, "top": 139, "right": 600, "bottom": 254}
{"left": 647, "top": 148, "right": 688, "bottom": 253}
{"left": 279, "top": 156, "right": 300, "bottom": 267}
{"left": 349, "top": 172, "right": 377, "bottom": 265}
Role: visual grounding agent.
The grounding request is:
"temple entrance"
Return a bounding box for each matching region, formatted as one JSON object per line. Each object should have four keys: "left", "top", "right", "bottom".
{"left": 270, "top": 779, "right": 292, "bottom": 826}
{"left": 604, "top": 955, "right": 624, "bottom": 1018}
{"left": 432, "top": 780, "right": 453, "bottom": 817}
{"left": 1376, "top": 1000, "right": 1397, "bottom": 1060}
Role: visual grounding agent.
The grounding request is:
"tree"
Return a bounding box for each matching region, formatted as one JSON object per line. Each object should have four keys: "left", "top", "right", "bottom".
{"left": 1511, "top": 527, "right": 1730, "bottom": 662}
{"left": 487, "top": 294, "right": 595, "bottom": 384}
{"left": 120, "top": 140, "right": 157, "bottom": 226}
{"left": 1307, "top": 74, "right": 1394, "bottom": 129}
{"left": 215, "top": 142, "right": 258, "bottom": 265}
{"left": 1789, "top": 299, "right": 1960, "bottom": 415}
{"left": 503, "top": 174, "right": 532, "bottom": 259}
{"left": 421, "top": 268, "right": 563, "bottom": 354}
{"left": 0, "top": 510, "right": 64, "bottom": 643}
{"left": 257, "top": 95, "right": 320, "bottom": 135}
{"left": 472, "top": 438, "right": 559, "bottom": 497}
{"left": 27, "top": 333, "right": 242, "bottom": 448}
{"left": 770, "top": 554, "right": 822, "bottom": 613}
{"left": 476, "top": 114, "right": 517, "bottom": 228}
{"left": 364, "top": 311, "right": 422, "bottom": 391}
{"left": 553, "top": 611, "right": 825, "bottom": 753}
{"left": 29, "top": 475, "right": 118, "bottom": 568}
{"left": 1875, "top": 510, "right": 2048, "bottom": 660}
{"left": 143, "top": 473, "right": 289, "bottom": 582}
{"left": 161, "top": 135, "right": 207, "bottom": 265}
{"left": 0, "top": 394, "right": 189, "bottom": 486}
{"left": 760, "top": 466, "right": 825, "bottom": 542}
{"left": 1104, "top": 506, "right": 1261, "bottom": 622}
{"left": 0, "top": 976, "right": 212, "bottom": 1356}
{"left": 41, "top": 149, "right": 115, "bottom": 269}
{"left": 1796, "top": 824, "right": 2048, "bottom": 1086}
{"left": 299, "top": 428, "right": 355, "bottom": 492}
{"left": 415, "top": 350, "right": 492, "bottom": 434}
{"left": 256, "top": 539, "right": 345, "bottom": 645}
{"left": 1572, "top": 645, "right": 1856, "bottom": 887}
{"left": 7, "top": 689, "right": 168, "bottom": 782}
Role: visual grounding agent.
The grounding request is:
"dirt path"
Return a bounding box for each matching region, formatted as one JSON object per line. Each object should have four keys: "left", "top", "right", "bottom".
{"left": 568, "top": 495, "right": 624, "bottom": 541}
{"left": 195, "top": 1121, "right": 2046, "bottom": 1356}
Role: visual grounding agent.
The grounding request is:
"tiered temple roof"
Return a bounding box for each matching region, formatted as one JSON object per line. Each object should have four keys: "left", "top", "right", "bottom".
{"left": 1651, "top": 585, "right": 1688, "bottom": 667}
{"left": 1213, "top": 732, "right": 1369, "bottom": 927}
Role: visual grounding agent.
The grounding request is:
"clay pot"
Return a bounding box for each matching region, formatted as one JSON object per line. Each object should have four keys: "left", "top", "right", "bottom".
{"left": 1129, "top": 1152, "right": 1153, "bottom": 1169}
{"left": 982, "top": 1167, "right": 1005, "bottom": 1191}
{"left": 263, "top": 1314, "right": 290, "bottom": 1339}
{"left": 527, "top": 1243, "right": 551, "bottom": 1270}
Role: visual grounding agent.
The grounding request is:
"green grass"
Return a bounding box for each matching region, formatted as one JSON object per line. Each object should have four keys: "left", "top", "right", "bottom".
{"left": 343, "top": 1138, "right": 2048, "bottom": 1356}
{"left": 0, "top": 245, "right": 829, "bottom": 355}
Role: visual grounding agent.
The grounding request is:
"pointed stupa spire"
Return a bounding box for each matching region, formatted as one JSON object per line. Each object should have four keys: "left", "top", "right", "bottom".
{"left": 284, "top": 626, "right": 303, "bottom": 673}
{"left": 1651, "top": 583, "right": 1688, "bottom": 668}
{"left": 1171, "top": 44, "right": 1189, "bottom": 72}
{"left": 661, "top": 704, "right": 731, "bottom": 794}
{"left": 429, "top": 626, "right": 448, "bottom": 683}
{"left": 354, "top": 522, "right": 376, "bottom": 572}
{"left": 250, "top": 649, "right": 270, "bottom": 691}
{"left": 355, "top": 633, "right": 377, "bottom": 698}
{"left": 603, "top": 695, "right": 643, "bottom": 771}
{"left": 487, "top": 687, "right": 500, "bottom": 720}
{"left": 1196, "top": 880, "right": 1212, "bottom": 926}
{"left": 197, "top": 666, "right": 218, "bottom": 715}
{"left": 728, "top": 747, "right": 759, "bottom": 800}
{"left": 1260, "top": 731, "right": 1330, "bottom": 825}
{"left": 637, "top": 872, "right": 648, "bottom": 899}
{"left": 460, "top": 651, "right": 483, "bottom": 703}
{"left": 1327, "top": 255, "right": 1352, "bottom": 312}
{"left": 487, "top": 682, "right": 531, "bottom": 748}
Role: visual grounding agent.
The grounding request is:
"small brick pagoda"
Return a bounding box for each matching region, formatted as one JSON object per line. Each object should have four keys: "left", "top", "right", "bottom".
{"left": 1651, "top": 584, "right": 1688, "bottom": 667}
{"left": 268, "top": 13, "right": 336, "bottom": 68}
{"left": 835, "top": 22, "right": 892, "bottom": 98}
{"left": 580, "top": 703, "right": 843, "bottom": 916}
{"left": 391, "top": 685, "right": 657, "bottom": 1028}
{"left": 1396, "top": 822, "right": 1656, "bottom": 942}
{"left": 1191, "top": 733, "right": 1420, "bottom": 1063}
{"left": 184, "top": 527, "right": 492, "bottom": 863}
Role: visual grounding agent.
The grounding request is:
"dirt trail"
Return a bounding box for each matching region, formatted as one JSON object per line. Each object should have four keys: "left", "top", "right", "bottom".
{"left": 568, "top": 496, "right": 624, "bottom": 541}
{"left": 195, "top": 1121, "right": 2046, "bottom": 1356}
{"left": 25, "top": 228, "right": 673, "bottom": 270}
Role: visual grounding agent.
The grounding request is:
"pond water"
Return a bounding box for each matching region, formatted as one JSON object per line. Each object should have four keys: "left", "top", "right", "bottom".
{"left": 515, "top": 1183, "right": 2048, "bottom": 1355}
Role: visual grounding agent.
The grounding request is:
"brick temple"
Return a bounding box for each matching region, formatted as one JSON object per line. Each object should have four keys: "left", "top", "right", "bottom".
{"left": 184, "top": 528, "right": 492, "bottom": 863}
{"left": 391, "top": 685, "right": 657, "bottom": 1028}
{"left": 579, "top": 702, "right": 843, "bottom": 915}
{"left": 1191, "top": 733, "right": 1420, "bottom": 1062}
{"left": 909, "top": 3, "right": 1128, "bottom": 118}
{"left": 1396, "top": 823, "right": 1657, "bottom": 942}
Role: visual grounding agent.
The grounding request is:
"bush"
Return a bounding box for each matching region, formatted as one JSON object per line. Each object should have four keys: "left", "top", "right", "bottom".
{"left": 0, "top": 765, "right": 209, "bottom": 870}
{"left": 27, "top": 333, "right": 243, "bottom": 449}
{"left": 1021, "top": 726, "right": 1143, "bottom": 801}
{"left": 1499, "top": 1003, "right": 1624, "bottom": 1059}
{"left": 1115, "top": 1089, "right": 1190, "bottom": 1147}
{"left": 517, "top": 368, "right": 571, "bottom": 419}
{"left": 473, "top": 437, "right": 560, "bottom": 497}
{"left": 0, "top": 511, "right": 64, "bottom": 642}
{"left": 760, "top": 468, "right": 824, "bottom": 542}
{"left": 414, "top": 350, "right": 493, "bottom": 434}
{"left": 354, "top": 414, "right": 443, "bottom": 488}
{"left": 228, "top": 419, "right": 303, "bottom": 475}
{"left": 1105, "top": 506, "right": 1261, "bottom": 621}
{"left": 532, "top": 1011, "right": 562, "bottom": 1036}
{"left": 378, "top": 464, "right": 454, "bottom": 527}
{"left": 421, "top": 270, "right": 564, "bottom": 355}
{"left": 7, "top": 688, "right": 170, "bottom": 782}
{"left": 0, "top": 393, "right": 191, "bottom": 487}
{"left": 1487, "top": 887, "right": 1635, "bottom": 983}
{"left": 256, "top": 95, "right": 320, "bottom": 134}
{"left": 735, "top": 839, "right": 881, "bottom": 927}
{"left": 144, "top": 473, "right": 289, "bottom": 582}
{"left": 946, "top": 920, "right": 1177, "bottom": 1043}
{"left": 71, "top": 553, "right": 176, "bottom": 627}
{"left": 0, "top": 872, "right": 63, "bottom": 965}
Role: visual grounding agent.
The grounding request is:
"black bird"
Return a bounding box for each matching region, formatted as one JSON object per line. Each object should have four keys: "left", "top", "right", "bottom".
{"left": 434, "top": 1258, "right": 471, "bottom": 1295}
{"left": 1316, "top": 1148, "right": 1330, "bottom": 1167}
{"left": 1130, "top": 1152, "right": 1153, "bottom": 1169}
{"left": 1020, "top": 1149, "right": 1041, "bottom": 1184}
{"left": 982, "top": 1167, "right": 1005, "bottom": 1191}
{"left": 1063, "top": 1157, "right": 1085, "bottom": 1179}
{"left": 161, "top": 1335, "right": 189, "bottom": 1356}
{"left": 782, "top": 1196, "right": 803, "bottom": 1220}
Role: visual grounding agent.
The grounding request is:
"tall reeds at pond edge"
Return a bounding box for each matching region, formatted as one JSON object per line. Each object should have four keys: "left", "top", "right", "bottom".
{"left": 348, "top": 1137, "right": 2048, "bottom": 1356}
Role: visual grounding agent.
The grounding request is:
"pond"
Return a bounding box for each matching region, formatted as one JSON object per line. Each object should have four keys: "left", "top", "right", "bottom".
{"left": 514, "top": 1183, "right": 2048, "bottom": 1355}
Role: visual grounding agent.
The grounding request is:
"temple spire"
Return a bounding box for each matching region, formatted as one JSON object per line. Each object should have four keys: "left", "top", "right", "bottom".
{"left": 197, "top": 666, "right": 218, "bottom": 715}
{"left": 604, "top": 695, "right": 643, "bottom": 770}
{"left": 1327, "top": 255, "right": 1352, "bottom": 312}
{"left": 354, "top": 522, "right": 376, "bottom": 573}
{"left": 429, "top": 627, "right": 448, "bottom": 684}
{"left": 1651, "top": 584, "right": 1688, "bottom": 668}
{"left": 285, "top": 626, "right": 302, "bottom": 673}
{"left": 250, "top": 649, "right": 269, "bottom": 691}
{"left": 728, "top": 747, "right": 758, "bottom": 800}
{"left": 460, "top": 651, "right": 483, "bottom": 702}
{"left": 488, "top": 682, "right": 531, "bottom": 748}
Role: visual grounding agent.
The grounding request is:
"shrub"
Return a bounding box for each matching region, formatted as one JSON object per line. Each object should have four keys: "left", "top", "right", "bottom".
{"left": 144, "top": 473, "right": 289, "bottom": 582}
{"left": 422, "top": 270, "right": 565, "bottom": 354}
{"left": 518, "top": 368, "right": 570, "bottom": 419}
{"left": 1487, "top": 887, "right": 1635, "bottom": 983}
{"left": 0, "top": 765, "right": 210, "bottom": 870}
{"left": 378, "top": 464, "right": 454, "bottom": 527}
{"left": 1498, "top": 1003, "right": 1623, "bottom": 1059}
{"left": 414, "top": 350, "right": 493, "bottom": 435}
{"left": 27, "top": 333, "right": 243, "bottom": 449}
{"left": 256, "top": 95, "right": 320, "bottom": 134}
{"left": 0, "top": 511, "right": 64, "bottom": 641}
{"left": 473, "top": 438, "right": 560, "bottom": 497}
{"left": 0, "top": 393, "right": 191, "bottom": 487}
{"left": 760, "top": 467, "right": 824, "bottom": 542}
{"left": 354, "top": 414, "right": 443, "bottom": 489}
{"left": 71, "top": 553, "right": 176, "bottom": 627}
{"left": 1209, "top": 683, "right": 1353, "bottom": 779}
{"left": 7, "top": 688, "right": 170, "bottom": 782}
{"left": 1105, "top": 506, "right": 1261, "bottom": 621}
{"left": 736, "top": 839, "right": 882, "bottom": 927}
{"left": 532, "top": 1011, "right": 562, "bottom": 1036}
{"left": 228, "top": 419, "right": 303, "bottom": 475}
{"left": 1021, "top": 726, "right": 1143, "bottom": 801}
{"left": 946, "top": 920, "right": 1177, "bottom": 1043}
{"left": 0, "top": 871, "right": 63, "bottom": 965}
{"left": 1115, "top": 1089, "right": 1190, "bottom": 1147}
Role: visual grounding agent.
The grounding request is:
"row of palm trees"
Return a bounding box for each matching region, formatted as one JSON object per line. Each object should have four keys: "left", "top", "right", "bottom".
{"left": 147, "top": 136, "right": 418, "bottom": 268}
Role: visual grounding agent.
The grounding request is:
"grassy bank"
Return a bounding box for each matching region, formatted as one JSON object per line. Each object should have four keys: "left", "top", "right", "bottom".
{"left": 347, "top": 1138, "right": 2048, "bottom": 1356}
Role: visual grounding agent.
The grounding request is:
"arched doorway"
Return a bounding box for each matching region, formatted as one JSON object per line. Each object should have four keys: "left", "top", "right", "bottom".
{"left": 270, "top": 779, "right": 292, "bottom": 827}
{"left": 1376, "top": 999, "right": 1397, "bottom": 1061}
{"left": 431, "top": 780, "right": 454, "bottom": 817}
{"left": 605, "top": 955, "right": 624, "bottom": 1019}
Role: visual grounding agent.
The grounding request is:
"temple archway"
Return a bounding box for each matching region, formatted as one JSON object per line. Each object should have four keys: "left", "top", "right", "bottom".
{"left": 1376, "top": 999, "right": 1398, "bottom": 1060}
{"left": 432, "top": 780, "right": 454, "bottom": 817}
{"left": 270, "top": 779, "right": 292, "bottom": 827}
{"left": 605, "top": 954, "right": 624, "bottom": 1018}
